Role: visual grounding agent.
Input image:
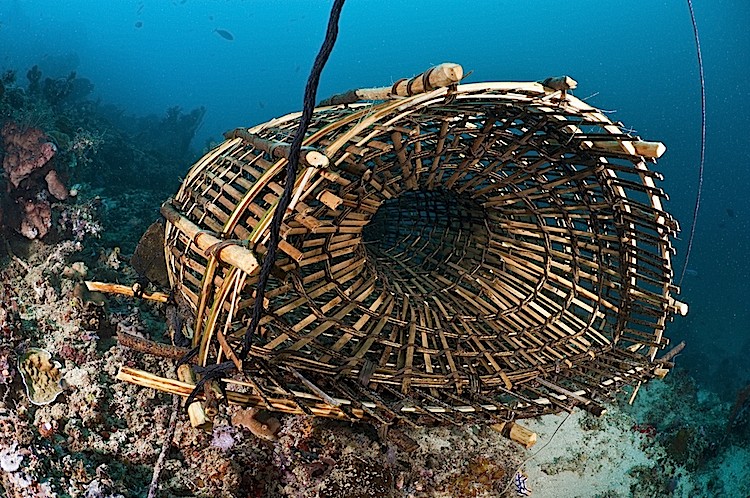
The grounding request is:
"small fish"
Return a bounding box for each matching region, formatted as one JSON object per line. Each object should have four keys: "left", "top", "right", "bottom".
{"left": 214, "top": 28, "right": 234, "bottom": 41}
{"left": 726, "top": 208, "right": 735, "bottom": 218}
{"left": 685, "top": 268, "right": 698, "bottom": 277}
{"left": 134, "top": 20, "right": 143, "bottom": 28}
{"left": 514, "top": 471, "right": 531, "bottom": 496}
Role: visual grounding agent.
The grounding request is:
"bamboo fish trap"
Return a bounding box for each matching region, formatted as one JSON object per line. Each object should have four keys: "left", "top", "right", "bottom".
{"left": 118, "top": 63, "right": 687, "bottom": 429}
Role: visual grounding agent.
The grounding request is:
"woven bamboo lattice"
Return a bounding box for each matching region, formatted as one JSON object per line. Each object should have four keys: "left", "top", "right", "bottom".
{"left": 138, "top": 64, "right": 687, "bottom": 425}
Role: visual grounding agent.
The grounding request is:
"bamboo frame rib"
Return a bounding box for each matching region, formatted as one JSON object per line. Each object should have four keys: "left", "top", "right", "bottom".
{"left": 319, "top": 63, "right": 463, "bottom": 106}
{"left": 160, "top": 201, "right": 259, "bottom": 275}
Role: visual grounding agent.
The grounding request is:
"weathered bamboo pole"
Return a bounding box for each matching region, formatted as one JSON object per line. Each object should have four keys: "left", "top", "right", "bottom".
{"left": 176, "top": 365, "right": 211, "bottom": 430}
{"left": 161, "top": 201, "right": 259, "bottom": 275}
{"left": 587, "top": 140, "right": 667, "bottom": 159}
{"left": 534, "top": 377, "right": 607, "bottom": 417}
{"left": 222, "top": 129, "right": 330, "bottom": 169}
{"left": 490, "top": 421, "right": 538, "bottom": 449}
{"left": 319, "top": 63, "right": 463, "bottom": 106}
{"left": 539, "top": 75, "right": 578, "bottom": 91}
{"left": 85, "top": 281, "right": 168, "bottom": 303}
{"left": 657, "top": 340, "right": 686, "bottom": 363}
{"left": 117, "top": 331, "right": 191, "bottom": 361}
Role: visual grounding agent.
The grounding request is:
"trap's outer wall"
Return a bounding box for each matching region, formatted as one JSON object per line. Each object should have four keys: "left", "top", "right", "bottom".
{"left": 162, "top": 81, "right": 681, "bottom": 421}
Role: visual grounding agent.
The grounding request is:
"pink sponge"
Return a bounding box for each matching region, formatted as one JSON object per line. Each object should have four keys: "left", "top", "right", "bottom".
{"left": 1, "top": 121, "right": 57, "bottom": 187}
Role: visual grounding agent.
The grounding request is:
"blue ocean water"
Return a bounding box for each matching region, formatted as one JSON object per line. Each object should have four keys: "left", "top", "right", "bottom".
{"left": 1, "top": 0, "right": 748, "bottom": 490}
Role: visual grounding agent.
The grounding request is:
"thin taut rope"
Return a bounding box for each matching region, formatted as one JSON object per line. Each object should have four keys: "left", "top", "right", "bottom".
{"left": 241, "top": 0, "right": 346, "bottom": 359}
{"left": 678, "top": 0, "right": 706, "bottom": 288}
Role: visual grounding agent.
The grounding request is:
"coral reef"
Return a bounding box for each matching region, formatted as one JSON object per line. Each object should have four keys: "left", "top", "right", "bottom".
{"left": 0, "top": 226, "right": 535, "bottom": 496}
{"left": 1, "top": 63, "right": 205, "bottom": 248}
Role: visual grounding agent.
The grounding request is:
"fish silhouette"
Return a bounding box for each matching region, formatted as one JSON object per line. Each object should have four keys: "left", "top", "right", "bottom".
{"left": 214, "top": 29, "right": 234, "bottom": 41}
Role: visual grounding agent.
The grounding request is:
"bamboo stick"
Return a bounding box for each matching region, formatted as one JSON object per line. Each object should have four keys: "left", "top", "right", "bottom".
{"left": 117, "top": 367, "right": 546, "bottom": 419}
{"left": 534, "top": 377, "right": 606, "bottom": 416}
{"left": 176, "top": 365, "right": 211, "bottom": 430}
{"left": 222, "top": 129, "right": 330, "bottom": 168}
{"left": 490, "top": 421, "right": 538, "bottom": 449}
{"left": 668, "top": 298, "right": 689, "bottom": 316}
{"left": 656, "top": 341, "right": 686, "bottom": 363}
{"left": 117, "top": 331, "right": 191, "bottom": 361}
{"left": 161, "top": 201, "right": 259, "bottom": 276}
{"left": 585, "top": 140, "right": 667, "bottom": 159}
{"left": 319, "top": 63, "right": 463, "bottom": 106}
{"left": 116, "top": 366, "right": 358, "bottom": 419}
{"left": 539, "top": 75, "right": 578, "bottom": 91}
{"left": 85, "top": 281, "right": 168, "bottom": 303}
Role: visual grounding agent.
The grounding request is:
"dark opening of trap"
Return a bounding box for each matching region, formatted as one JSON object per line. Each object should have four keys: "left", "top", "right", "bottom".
{"left": 362, "top": 188, "right": 494, "bottom": 294}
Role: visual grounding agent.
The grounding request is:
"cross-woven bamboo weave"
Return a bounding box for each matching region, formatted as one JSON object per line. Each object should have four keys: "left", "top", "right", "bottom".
{"left": 159, "top": 69, "right": 684, "bottom": 423}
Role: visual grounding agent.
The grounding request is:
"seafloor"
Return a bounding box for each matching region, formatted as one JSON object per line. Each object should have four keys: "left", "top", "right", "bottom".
{"left": 1, "top": 66, "right": 749, "bottom": 498}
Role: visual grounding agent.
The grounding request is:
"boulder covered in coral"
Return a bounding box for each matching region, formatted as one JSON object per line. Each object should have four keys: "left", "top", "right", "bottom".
{"left": 1, "top": 121, "right": 58, "bottom": 187}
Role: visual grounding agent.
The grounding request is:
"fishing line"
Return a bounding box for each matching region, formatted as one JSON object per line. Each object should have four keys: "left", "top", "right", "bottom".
{"left": 241, "top": 0, "right": 346, "bottom": 358}
{"left": 678, "top": 0, "right": 706, "bottom": 288}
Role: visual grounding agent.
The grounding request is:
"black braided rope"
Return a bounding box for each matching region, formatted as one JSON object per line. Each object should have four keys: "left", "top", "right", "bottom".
{"left": 240, "top": 0, "right": 346, "bottom": 359}
{"left": 678, "top": 0, "right": 706, "bottom": 288}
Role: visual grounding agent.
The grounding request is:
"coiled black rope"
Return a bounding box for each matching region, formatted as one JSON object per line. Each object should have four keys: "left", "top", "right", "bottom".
{"left": 678, "top": 0, "right": 706, "bottom": 288}
{"left": 241, "top": 0, "right": 346, "bottom": 359}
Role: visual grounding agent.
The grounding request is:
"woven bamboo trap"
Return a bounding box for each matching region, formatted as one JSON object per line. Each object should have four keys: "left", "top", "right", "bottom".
{"left": 117, "top": 63, "right": 688, "bottom": 428}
